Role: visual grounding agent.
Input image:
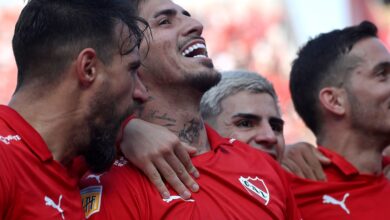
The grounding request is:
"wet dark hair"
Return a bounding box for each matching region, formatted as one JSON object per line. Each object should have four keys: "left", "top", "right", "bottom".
{"left": 12, "top": 0, "right": 148, "bottom": 91}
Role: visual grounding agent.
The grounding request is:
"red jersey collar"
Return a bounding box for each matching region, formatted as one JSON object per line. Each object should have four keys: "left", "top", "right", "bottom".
{"left": 205, "top": 124, "right": 233, "bottom": 150}
{"left": 0, "top": 105, "right": 53, "bottom": 162}
{"left": 318, "top": 145, "right": 359, "bottom": 176}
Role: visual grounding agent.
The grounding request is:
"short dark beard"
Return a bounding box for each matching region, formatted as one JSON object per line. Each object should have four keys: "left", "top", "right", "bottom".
{"left": 186, "top": 70, "right": 221, "bottom": 93}
{"left": 82, "top": 87, "right": 134, "bottom": 173}
{"left": 83, "top": 119, "right": 119, "bottom": 173}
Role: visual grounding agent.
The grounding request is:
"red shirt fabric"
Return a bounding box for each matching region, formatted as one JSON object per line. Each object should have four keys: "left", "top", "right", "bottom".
{"left": 288, "top": 146, "right": 390, "bottom": 219}
{"left": 383, "top": 156, "right": 390, "bottom": 167}
{"left": 80, "top": 125, "right": 301, "bottom": 220}
{"left": 0, "top": 105, "right": 85, "bottom": 220}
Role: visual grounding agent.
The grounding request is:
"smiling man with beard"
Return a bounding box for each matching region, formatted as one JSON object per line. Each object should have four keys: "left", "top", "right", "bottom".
{"left": 0, "top": 0, "right": 147, "bottom": 219}
{"left": 80, "top": 0, "right": 301, "bottom": 219}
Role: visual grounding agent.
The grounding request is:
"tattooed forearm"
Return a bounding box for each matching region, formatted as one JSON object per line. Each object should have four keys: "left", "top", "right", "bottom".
{"left": 178, "top": 119, "right": 203, "bottom": 144}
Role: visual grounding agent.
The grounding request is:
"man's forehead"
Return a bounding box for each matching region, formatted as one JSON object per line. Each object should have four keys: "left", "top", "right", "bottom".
{"left": 139, "top": 0, "right": 184, "bottom": 18}
{"left": 350, "top": 38, "right": 390, "bottom": 62}
{"left": 222, "top": 91, "right": 281, "bottom": 117}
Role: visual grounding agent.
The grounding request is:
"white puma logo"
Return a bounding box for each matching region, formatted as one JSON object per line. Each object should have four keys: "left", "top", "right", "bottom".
{"left": 322, "top": 193, "right": 350, "bottom": 214}
{"left": 86, "top": 173, "right": 104, "bottom": 183}
{"left": 163, "top": 195, "right": 195, "bottom": 203}
{"left": 44, "top": 195, "right": 65, "bottom": 219}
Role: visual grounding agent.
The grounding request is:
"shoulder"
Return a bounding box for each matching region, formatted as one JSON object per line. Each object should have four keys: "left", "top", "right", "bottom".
{"left": 80, "top": 157, "right": 153, "bottom": 220}
{"left": 0, "top": 133, "right": 16, "bottom": 218}
{"left": 81, "top": 157, "right": 148, "bottom": 192}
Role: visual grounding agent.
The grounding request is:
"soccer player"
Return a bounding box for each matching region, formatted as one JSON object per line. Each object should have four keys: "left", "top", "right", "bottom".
{"left": 0, "top": 0, "right": 147, "bottom": 219}
{"left": 200, "top": 70, "right": 285, "bottom": 162}
{"left": 80, "top": 0, "right": 300, "bottom": 219}
{"left": 287, "top": 20, "right": 390, "bottom": 219}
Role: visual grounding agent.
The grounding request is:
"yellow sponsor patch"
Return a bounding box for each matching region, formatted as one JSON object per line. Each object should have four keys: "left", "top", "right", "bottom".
{"left": 81, "top": 185, "right": 103, "bottom": 219}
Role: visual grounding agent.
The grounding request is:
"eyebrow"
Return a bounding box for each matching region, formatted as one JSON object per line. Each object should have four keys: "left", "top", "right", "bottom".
{"left": 153, "top": 8, "right": 191, "bottom": 19}
{"left": 232, "top": 113, "right": 284, "bottom": 124}
{"left": 372, "top": 61, "right": 390, "bottom": 73}
{"left": 231, "top": 113, "right": 261, "bottom": 121}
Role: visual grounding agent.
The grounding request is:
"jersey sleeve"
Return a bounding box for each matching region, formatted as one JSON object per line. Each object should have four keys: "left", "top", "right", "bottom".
{"left": 115, "top": 114, "right": 136, "bottom": 150}
{"left": 80, "top": 162, "right": 148, "bottom": 220}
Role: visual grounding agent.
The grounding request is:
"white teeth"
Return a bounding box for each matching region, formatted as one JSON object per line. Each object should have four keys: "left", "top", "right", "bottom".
{"left": 181, "top": 43, "right": 207, "bottom": 56}
{"left": 193, "top": 55, "right": 207, "bottom": 58}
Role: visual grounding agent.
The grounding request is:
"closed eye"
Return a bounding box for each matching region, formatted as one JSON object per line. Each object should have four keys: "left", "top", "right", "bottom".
{"left": 373, "top": 62, "right": 390, "bottom": 81}
{"left": 129, "top": 61, "right": 141, "bottom": 73}
{"left": 158, "top": 17, "right": 170, "bottom": 26}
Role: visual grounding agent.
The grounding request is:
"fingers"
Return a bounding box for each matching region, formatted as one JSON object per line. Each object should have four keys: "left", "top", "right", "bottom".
{"left": 141, "top": 162, "right": 171, "bottom": 199}
{"left": 315, "top": 150, "right": 332, "bottom": 165}
{"left": 282, "top": 142, "right": 328, "bottom": 181}
{"left": 178, "top": 142, "right": 200, "bottom": 178}
{"left": 166, "top": 151, "right": 199, "bottom": 192}
{"left": 119, "top": 118, "right": 200, "bottom": 199}
{"left": 282, "top": 149, "right": 316, "bottom": 180}
{"left": 281, "top": 162, "right": 305, "bottom": 179}
{"left": 302, "top": 149, "right": 327, "bottom": 181}
{"left": 153, "top": 157, "right": 192, "bottom": 199}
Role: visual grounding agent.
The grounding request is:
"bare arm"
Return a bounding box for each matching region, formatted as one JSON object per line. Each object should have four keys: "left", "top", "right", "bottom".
{"left": 281, "top": 142, "right": 331, "bottom": 181}
{"left": 120, "top": 118, "right": 199, "bottom": 199}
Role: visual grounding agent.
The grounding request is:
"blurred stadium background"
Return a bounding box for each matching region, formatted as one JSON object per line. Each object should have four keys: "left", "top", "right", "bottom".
{"left": 1, "top": 0, "right": 389, "bottom": 144}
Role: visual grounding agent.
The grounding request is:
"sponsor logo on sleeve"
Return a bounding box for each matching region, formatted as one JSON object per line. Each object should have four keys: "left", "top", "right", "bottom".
{"left": 0, "top": 135, "right": 21, "bottom": 144}
{"left": 239, "top": 176, "right": 270, "bottom": 205}
{"left": 81, "top": 186, "right": 103, "bottom": 219}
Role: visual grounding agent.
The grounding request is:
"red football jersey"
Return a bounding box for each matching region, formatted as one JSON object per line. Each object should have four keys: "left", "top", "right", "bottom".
{"left": 0, "top": 105, "right": 85, "bottom": 220}
{"left": 80, "top": 125, "right": 301, "bottom": 220}
{"left": 289, "top": 146, "right": 390, "bottom": 219}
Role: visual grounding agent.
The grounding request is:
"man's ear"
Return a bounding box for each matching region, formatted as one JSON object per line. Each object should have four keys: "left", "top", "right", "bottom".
{"left": 76, "top": 48, "right": 98, "bottom": 87}
{"left": 318, "top": 87, "right": 346, "bottom": 116}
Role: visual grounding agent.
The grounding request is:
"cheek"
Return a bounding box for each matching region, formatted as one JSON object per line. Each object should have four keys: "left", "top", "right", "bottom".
{"left": 115, "top": 75, "right": 134, "bottom": 104}
{"left": 231, "top": 131, "right": 252, "bottom": 144}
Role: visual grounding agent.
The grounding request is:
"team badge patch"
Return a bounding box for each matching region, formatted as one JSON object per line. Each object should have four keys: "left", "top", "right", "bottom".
{"left": 239, "top": 176, "right": 270, "bottom": 205}
{"left": 81, "top": 186, "right": 103, "bottom": 218}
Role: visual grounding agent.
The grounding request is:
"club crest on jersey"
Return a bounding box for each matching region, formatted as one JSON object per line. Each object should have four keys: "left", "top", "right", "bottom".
{"left": 80, "top": 186, "right": 102, "bottom": 218}
{"left": 239, "top": 176, "right": 270, "bottom": 205}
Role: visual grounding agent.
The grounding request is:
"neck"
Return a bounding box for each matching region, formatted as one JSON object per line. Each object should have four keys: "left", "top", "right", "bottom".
{"left": 139, "top": 87, "right": 210, "bottom": 154}
{"left": 9, "top": 87, "right": 84, "bottom": 166}
{"left": 318, "top": 125, "right": 388, "bottom": 175}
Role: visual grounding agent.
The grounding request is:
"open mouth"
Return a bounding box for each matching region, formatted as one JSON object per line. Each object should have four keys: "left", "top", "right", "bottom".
{"left": 181, "top": 42, "right": 208, "bottom": 58}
